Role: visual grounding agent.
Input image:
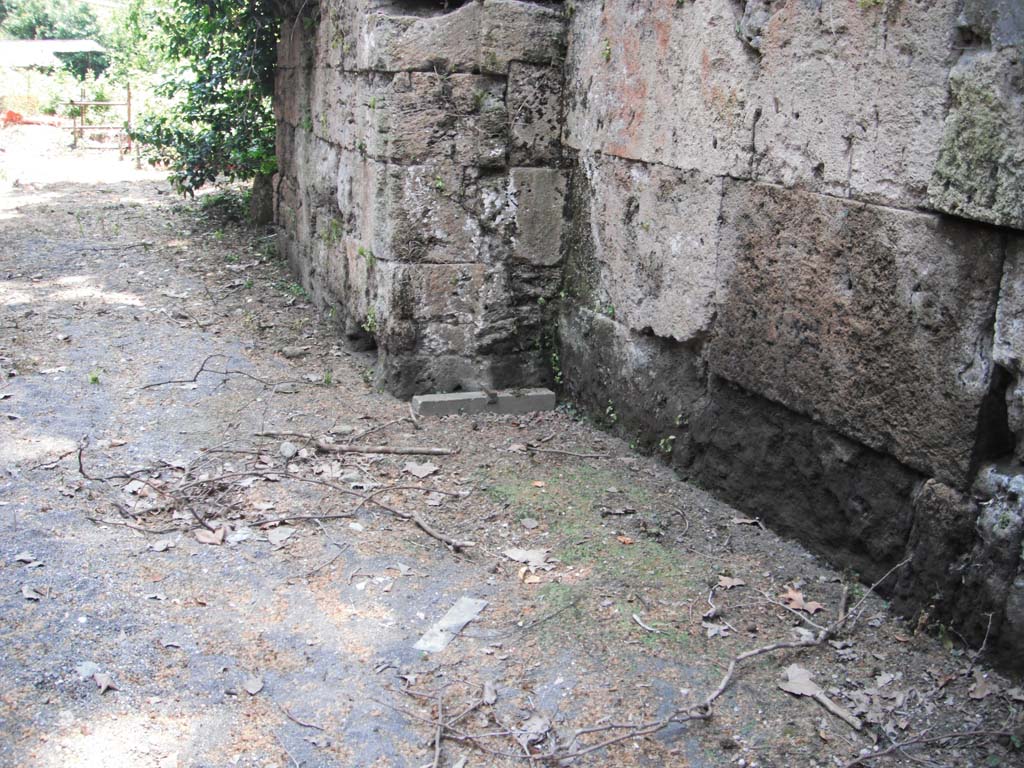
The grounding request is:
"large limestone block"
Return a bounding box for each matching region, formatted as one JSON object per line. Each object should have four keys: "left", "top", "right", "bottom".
{"left": 510, "top": 168, "right": 565, "bottom": 268}
{"left": 338, "top": 155, "right": 512, "bottom": 265}
{"left": 508, "top": 63, "right": 562, "bottom": 166}
{"left": 357, "top": 3, "right": 480, "bottom": 72}
{"left": 274, "top": 67, "right": 310, "bottom": 127}
{"left": 927, "top": 47, "right": 1024, "bottom": 230}
{"left": 310, "top": 66, "right": 359, "bottom": 147}
{"left": 563, "top": 0, "right": 757, "bottom": 178}
{"left": 710, "top": 181, "right": 1005, "bottom": 485}
{"left": 357, "top": 0, "right": 564, "bottom": 75}
{"left": 378, "top": 261, "right": 489, "bottom": 324}
{"left": 480, "top": 0, "right": 565, "bottom": 74}
{"left": 371, "top": 72, "right": 507, "bottom": 166}
{"left": 572, "top": 155, "right": 724, "bottom": 342}
{"left": 682, "top": 377, "right": 922, "bottom": 582}
{"left": 752, "top": 0, "right": 960, "bottom": 207}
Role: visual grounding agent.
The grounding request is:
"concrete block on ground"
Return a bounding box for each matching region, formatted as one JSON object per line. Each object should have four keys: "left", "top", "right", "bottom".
{"left": 412, "top": 388, "right": 555, "bottom": 417}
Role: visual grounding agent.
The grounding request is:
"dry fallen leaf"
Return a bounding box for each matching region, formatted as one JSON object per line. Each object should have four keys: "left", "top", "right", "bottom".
{"left": 969, "top": 671, "right": 998, "bottom": 700}
{"left": 504, "top": 548, "right": 553, "bottom": 572}
{"left": 194, "top": 527, "right": 226, "bottom": 545}
{"left": 93, "top": 672, "right": 118, "bottom": 694}
{"left": 21, "top": 584, "right": 43, "bottom": 601}
{"left": 531, "top": 481, "right": 546, "bottom": 488}
{"left": 718, "top": 576, "right": 746, "bottom": 590}
{"left": 244, "top": 675, "right": 264, "bottom": 695}
{"left": 404, "top": 461, "right": 439, "bottom": 479}
{"left": 616, "top": 535, "right": 635, "bottom": 545}
{"left": 778, "top": 664, "right": 821, "bottom": 697}
{"left": 780, "top": 587, "right": 824, "bottom": 615}
{"left": 267, "top": 526, "right": 295, "bottom": 546}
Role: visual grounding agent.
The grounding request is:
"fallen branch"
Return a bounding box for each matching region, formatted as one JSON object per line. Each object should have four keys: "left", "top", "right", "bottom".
{"left": 253, "top": 431, "right": 455, "bottom": 456}
{"left": 141, "top": 354, "right": 305, "bottom": 391}
{"left": 526, "top": 446, "right": 611, "bottom": 460}
{"left": 841, "top": 729, "right": 1012, "bottom": 767}
{"left": 314, "top": 439, "right": 454, "bottom": 456}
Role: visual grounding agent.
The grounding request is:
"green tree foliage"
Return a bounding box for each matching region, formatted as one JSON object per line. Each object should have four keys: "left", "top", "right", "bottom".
{"left": 1, "top": 0, "right": 98, "bottom": 39}
{"left": 131, "top": 0, "right": 282, "bottom": 201}
{"left": 1, "top": 0, "right": 107, "bottom": 78}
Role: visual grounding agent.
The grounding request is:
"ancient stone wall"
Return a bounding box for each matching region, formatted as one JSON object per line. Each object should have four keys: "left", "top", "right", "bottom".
{"left": 275, "top": 0, "right": 567, "bottom": 396}
{"left": 276, "top": 0, "right": 1024, "bottom": 665}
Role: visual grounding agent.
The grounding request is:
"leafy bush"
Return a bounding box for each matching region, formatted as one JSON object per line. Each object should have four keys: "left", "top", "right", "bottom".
{"left": 129, "top": 0, "right": 281, "bottom": 197}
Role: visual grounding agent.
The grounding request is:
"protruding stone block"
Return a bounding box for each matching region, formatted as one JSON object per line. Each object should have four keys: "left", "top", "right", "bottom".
{"left": 480, "top": 0, "right": 565, "bottom": 73}
{"left": 928, "top": 47, "right": 1024, "bottom": 231}
{"left": 508, "top": 63, "right": 562, "bottom": 166}
{"left": 570, "top": 155, "right": 724, "bottom": 342}
{"left": 511, "top": 168, "right": 565, "bottom": 267}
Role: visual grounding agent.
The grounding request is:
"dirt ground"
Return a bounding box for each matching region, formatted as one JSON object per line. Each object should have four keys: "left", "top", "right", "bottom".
{"left": 1, "top": 126, "right": 1021, "bottom": 768}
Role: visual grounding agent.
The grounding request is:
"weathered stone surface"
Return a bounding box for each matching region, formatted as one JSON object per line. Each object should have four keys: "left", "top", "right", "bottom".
{"left": 958, "top": 463, "right": 1024, "bottom": 669}
{"left": 927, "top": 47, "right": 1024, "bottom": 230}
{"left": 563, "top": 0, "right": 756, "bottom": 178}
{"left": 373, "top": 72, "right": 508, "bottom": 166}
{"left": 570, "top": 154, "right": 724, "bottom": 342}
{"left": 711, "top": 182, "right": 1006, "bottom": 485}
{"left": 959, "top": 0, "right": 1024, "bottom": 48}
{"left": 358, "top": 3, "right": 480, "bottom": 72}
{"left": 510, "top": 168, "right": 565, "bottom": 267}
{"left": 508, "top": 63, "right": 562, "bottom": 166}
{"left": 480, "top": 0, "right": 565, "bottom": 73}
{"left": 356, "top": 0, "right": 564, "bottom": 75}
{"left": 995, "top": 238, "right": 1024, "bottom": 460}
{"left": 751, "top": 0, "right": 961, "bottom": 207}
{"left": 682, "top": 377, "right": 924, "bottom": 583}
{"left": 893, "top": 480, "right": 977, "bottom": 614}
{"left": 558, "top": 307, "right": 707, "bottom": 455}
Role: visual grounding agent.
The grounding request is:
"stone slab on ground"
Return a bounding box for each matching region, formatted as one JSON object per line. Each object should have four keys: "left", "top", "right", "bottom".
{"left": 412, "top": 388, "right": 556, "bottom": 417}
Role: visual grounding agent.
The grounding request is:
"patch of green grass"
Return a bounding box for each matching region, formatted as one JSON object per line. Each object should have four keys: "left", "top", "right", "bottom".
{"left": 87, "top": 371, "right": 100, "bottom": 385}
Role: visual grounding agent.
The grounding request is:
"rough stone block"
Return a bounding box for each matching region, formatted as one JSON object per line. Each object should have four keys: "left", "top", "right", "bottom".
{"left": 563, "top": 0, "right": 757, "bottom": 178}
{"left": 682, "top": 377, "right": 924, "bottom": 582}
{"left": 274, "top": 67, "right": 309, "bottom": 127}
{"left": 570, "top": 155, "right": 724, "bottom": 342}
{"left": 373, "top": 72, "right": 507, "bottom": 166}
{"left": 959, "top": 0, "right": 1024, "bottom": 49}
{"left": 893, "top": 480, "right": 977, "bottom": 613}
{"left": 710, "top": 181, "right": 1005, "bottom": 485}
{"left": 994, "top": 237, "right": 1024, "bottom": 461}
{"left": 378, "top": 262, "right": 490, "bottom": 324}
{"left": 510, "top": 168, "right": 565, "bottom": 267}
{"left": 751, "top": 0, "right": 961, "bottom": 207}
{"left": 357, "top": 4, "right": 480, "bottom": 72}
{"left": 959, "top": 464, "right": 1024, "bottom": 668}
{"left": 508, "top": 64, "right": 562, "bottom": 166}
{"left": 927, "top": 47, "right": 1024, "bottom": 230}
{"left": 494, "top": 388, "right": 556, "bottom": 414}
{"left": 480, "top": 0, "right": 565, "bottom": 74}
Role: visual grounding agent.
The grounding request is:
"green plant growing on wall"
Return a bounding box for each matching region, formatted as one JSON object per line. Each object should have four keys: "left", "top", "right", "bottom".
{"left": 361, "top": 306, "right": 378, "bottom": 334}
{"left": 324, "top": 217, "right": 343, "bottom": 247}
{"left": 658, "top": 435, "right": 676, "bottom": 454}
{"left": 604, "top": 400, "right": 618, "bottom": 426}
{"left": 601, "top": 39, "right": 612, "bottom": 62}
{"left": 357, "top": 245, "right": 376, "bottom": 269}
